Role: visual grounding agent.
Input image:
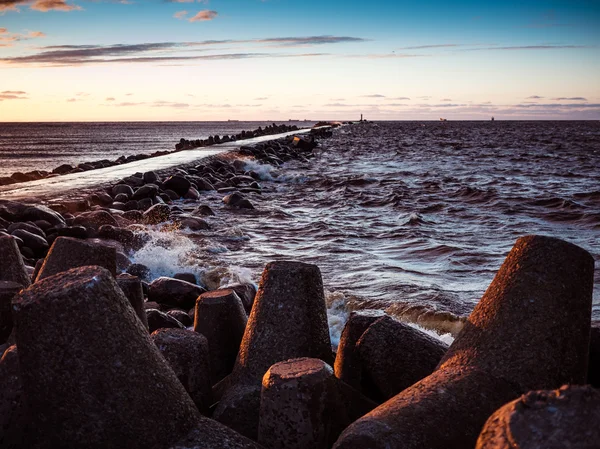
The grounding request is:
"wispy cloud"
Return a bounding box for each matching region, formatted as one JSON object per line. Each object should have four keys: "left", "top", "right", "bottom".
{"left": 188, "top": 9, "right": 217, "bottom": 21}
{"left": 0, "top": 90, "right": 28, "bottom": 100}
{"left": 0, "top": 37, "right": 355, "bottom": 65}
{"left": 397, "top": 44, "right": 460, "bottom": 50}
{"left": 550, "top": 97, "right": 587, "bottom": 101}
{"left": 391, "top": 97, "right": 411, "bottom": 100}
{"left": 0, "top": 27, "right": 46, "bottom": 47}
{"left": 362, "top": 94, "right": 385, "bottom": 98}
{"left": 526, "top": 95, "right": 544, "bottom": 99}
{"left": 466, "top": 44, "right": 590, "bottom": 51}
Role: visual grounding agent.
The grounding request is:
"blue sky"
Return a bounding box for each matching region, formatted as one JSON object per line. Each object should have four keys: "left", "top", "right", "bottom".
{"left": 0, "top": 0, "right": 599, "bottom": 120}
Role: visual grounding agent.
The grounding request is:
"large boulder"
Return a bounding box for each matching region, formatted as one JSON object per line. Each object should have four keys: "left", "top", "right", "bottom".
{"left": 588, "top": 323, "right": 600, "bottom": 388}
{"left": 334, "top": 236, "right": 594, "bottom": 449}
{"left": 214, "top": 261, "right": 333, "bottom": 439}
{"left": 476, "top": 385, "right": 600, "bottom": 449}
{"left": 73, "top": 210, "right": 118, "bottom": 232}
{"left": 13, "top": 266, "right": 258, "bottom": 448}
{"left": 148, "top": 277, "right": 206, "bottom": 310}
{"left": 10, "top": 229, "right": 48, "bottom": 256}
{"left": 0, "top": 236, "right": 31, "bottom": 287}
{"left": 163, "top": 175, "right": 191, "bottom": 197}
{"left": 20, "top": 205, "right": 65, "bottom": 226}
{"left": 35, "top": 237, "right": 116, "bottom": 281}
{"left": 143, "top": 204, "right": 171, "bottom": 224}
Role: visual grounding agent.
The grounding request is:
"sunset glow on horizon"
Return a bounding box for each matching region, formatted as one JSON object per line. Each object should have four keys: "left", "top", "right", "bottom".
{"left": 1, "top": 0, "right": 599, "bottom": 121}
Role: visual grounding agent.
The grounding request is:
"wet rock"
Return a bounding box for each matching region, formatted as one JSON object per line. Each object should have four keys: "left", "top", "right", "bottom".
{"left": 73, "top": 210, "right": 119, "bottom": 231}
{"left": 12, "top": 266, "right": 202, "bottom": 448}
{"left": 7, "top": 222, "right": 45, "bottom": 239}
{"left": 122, "top": 210, "right": 143, "bottom": 222}
{"left": 163, "top": 175, "right": 191, "bottom": 197}
{"left": 151, "top": 328, "right": 213, "bottom": 414}
{"left": 36, "top": 237, "right": 117, "bottom": 281}
{"left": 147, "top": 308, "right": 186, "bottom": 333}
{"left": 50, "top": 225, "right": 88, "bottom": 239}
{"left": 356, "top": 316, "right": 448, "bottom": 401}
{"left": 148, "top": 277, "right": 206, "bottom": 310}
{"left": 195, "top": 178, "right": 215, "bottom": 191}
{"left": 0, "top": 236, "right": 31, "bottom": 287}
{"left": 116, "top": 274, "right": 148, "bottom": 329}
{"left": 127, "top": 263, "right": 151, "bottom": 281}
{"left": 194, "top": 289, "right": 248, "bottom": 383}
{"left": 333, "top": 236, "right": 594, "bottom": 449}
{"left": 214, "top": 261, "right": 333, "bottom": 439}
{"left": 179, "top": 217, "right": 210, "bottom": 231}
{"left": 476, "top": 385, "right": 600, "bottom": 449}
{"left": 114, "top": 193, "right": 129, "bottom": 203}
{"left": 132, "top": 184, "right": 159, "bottom": 201}
{"left": 138, "top": 197, "right": 154, "bottom": 211}
{"left": 167, "top": 309, "right": 193, "bottom": 327}
{"left": 143, "top": 171, "right": 159, "bottom": 184}
{"left": 192, "top": 205, "right": 215, "bottom": 216}
{"left": 143, "top": 204, "right": 171, "bottom": 225}
{"left": 184, "top": 187, "right": 200, "bottom": 200}
{"left": 0, "top": 282, "right": 22, "bottom": 344}
{"left": 334, "top": 310, "right": 385, "bottom": 390}
{"left": 21, "top": 205, "right": 65, "bottom": 227}
{"left": 52, "top": 164, "right": 73, "bottom": 175}
{"left": 10, "top": 229, "right": 48, "bottom": 256}
{"left": 223, "top": 192, "right": 255, "bottom": 209}
{"left": 112, "top": 184, "right": 135, "bottom": 198}
{"left": 97, "top": 225, "right": 143, "bottom": 251}
{"left": 164, "top": 189, "right": 180, "bottom": 201}
{"left": 173, "top": 272, "right": 197, "bottom": 285}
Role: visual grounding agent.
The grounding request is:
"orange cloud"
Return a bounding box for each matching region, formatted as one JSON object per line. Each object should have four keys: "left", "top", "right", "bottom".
{"left": 30, "top": 0, "right": 81, "bottom": 11}
{"left": 188, "top": 10, "right": 217, "bottom": 22}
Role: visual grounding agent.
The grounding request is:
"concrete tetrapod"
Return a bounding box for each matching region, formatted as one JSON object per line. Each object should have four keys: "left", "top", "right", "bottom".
{"left": 116, "top": 273, "right": 149, "bottom": 329}
{"left": 151, "top": 328, "right": 213, "bottom": 415}
{"left": 35, "top": 236, "right": 116, "bottom": 281}
{"left": 355, "top": 315, "right": 448, "bottom": 401}
{"left": 476, "top": 385, "right": 600, "bottom": 449}
{"left": 259, "top": 357, "right": 376, "bottom": 449}
{"left": 214, "top": 261, "right": 334, "bottom": 440}
{"left": 333, "top": 235, "right": 595, "bottom": 449}
{"left": 12, "top": 266, "right": 262, "bottom": 449}
{"left": 0, "top": 236, "right": 31, "bottom": 287}
{"left": 194, "top": 289, "right": 248, "bottom": 383}
{"left": 334, "top": 310, "right": 385, "bottom": 391}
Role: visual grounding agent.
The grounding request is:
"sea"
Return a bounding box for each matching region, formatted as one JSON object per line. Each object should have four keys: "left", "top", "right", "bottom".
{"left": 1, "top": 120, "right": 599, "bottom": 344}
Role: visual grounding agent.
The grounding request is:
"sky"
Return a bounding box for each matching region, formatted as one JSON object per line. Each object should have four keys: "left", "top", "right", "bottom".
{"left": 0, "top": 0, "right": 599, "bottom": 121}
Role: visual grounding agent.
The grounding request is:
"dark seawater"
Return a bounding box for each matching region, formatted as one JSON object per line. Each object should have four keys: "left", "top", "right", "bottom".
{"left": 3, "top": 120, "right": 599, "bottom": 343}
{"left": 0, "top": 121, "right": 314, "bottom": 176}
{"left": 127, "top": 121, "right": 600, "bottom": 342}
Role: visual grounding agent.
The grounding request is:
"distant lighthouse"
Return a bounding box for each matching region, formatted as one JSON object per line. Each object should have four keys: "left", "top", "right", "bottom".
{"left": 360, "top": 114, "right": 363, "bottom": 122}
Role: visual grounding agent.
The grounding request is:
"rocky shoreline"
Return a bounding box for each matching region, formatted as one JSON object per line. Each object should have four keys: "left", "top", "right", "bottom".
{"left": 0, "top": 124, "right": 599, "bottom": 448}
{"left": 0, "top": 123, "right": 304, "bottom": 188}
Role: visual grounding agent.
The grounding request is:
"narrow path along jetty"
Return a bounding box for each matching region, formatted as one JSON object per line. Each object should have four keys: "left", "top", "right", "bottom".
{"left": 0, "top": 123, "right": 303, "bottom": 189}
{"left": 0, "top": 123, "right": 598, "bottom": 448}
